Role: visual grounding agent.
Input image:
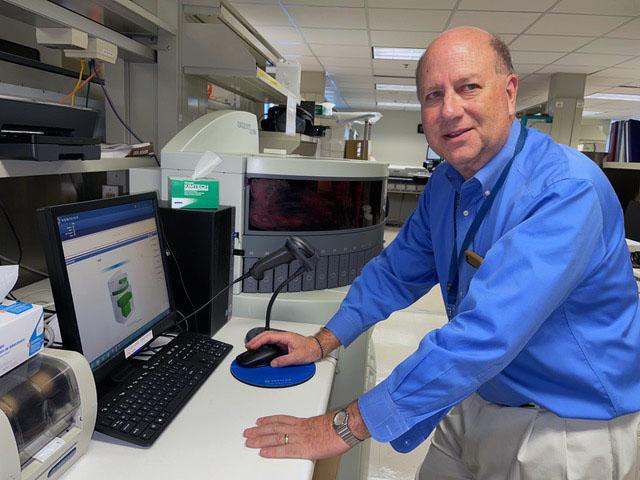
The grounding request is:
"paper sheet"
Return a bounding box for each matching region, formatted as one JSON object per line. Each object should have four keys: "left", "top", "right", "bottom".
{"left": 0, "top": 265, "right": 18, "bottom": 300}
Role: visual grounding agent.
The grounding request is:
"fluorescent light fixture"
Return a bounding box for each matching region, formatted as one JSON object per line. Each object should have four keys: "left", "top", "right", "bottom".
{"left": 377, "top": 101, "right": 420, "bottom": 109}
{"left": 373, "top": 47, "right": 424, "bottom": 61}
{"left": 582, "top": 111, "right": 603, "bottom": 117}
{"left": 376, "top": 83, "right": 417, "bottom": 92}
{"left": 586, "top": 93, "right": 640, "bottom": 102}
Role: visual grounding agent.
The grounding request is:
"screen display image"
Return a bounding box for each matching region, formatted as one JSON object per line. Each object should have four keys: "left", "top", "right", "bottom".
{"left": 56, "top": 200, "right": 171, "bottom": 370}
{"left": 248, "top": 178, "right": 384, "bottom": 232}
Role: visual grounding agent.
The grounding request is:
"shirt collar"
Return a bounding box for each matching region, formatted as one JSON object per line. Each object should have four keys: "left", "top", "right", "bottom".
{"left": 444, "top": 119, "right": 522, "bottom": 192}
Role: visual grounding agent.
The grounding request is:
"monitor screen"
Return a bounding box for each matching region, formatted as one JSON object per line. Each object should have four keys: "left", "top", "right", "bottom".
{"left": 54, "top": 198, "right": 171, "bottom": 370}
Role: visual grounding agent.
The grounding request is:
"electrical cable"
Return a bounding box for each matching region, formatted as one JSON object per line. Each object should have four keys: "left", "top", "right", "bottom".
{"left": 0, "top": 198, "right": 23, "bottom": 265}
{"left": 85, "top": 62, "right": 92, "bottom": 108}
{"left": 174, "top": 274, "right": 249, "bottom": 330}
{"left": 91, "top": 61, "right": 160, "bottom": 166}
{"left": 71, "top": 60, "right": 85, "bottom": 107}
{"left": 159, "top": 220, "right": 196, "bottom": 316}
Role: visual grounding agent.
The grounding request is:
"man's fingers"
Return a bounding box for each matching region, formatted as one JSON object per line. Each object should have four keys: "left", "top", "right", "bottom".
{"left": 259, "top": 444, "right": 307, "bottom": 459}
{"left": 270, "top": 353, "right": 301, "bottom": 367}
{"left": 246, "top": 331, "right": 285, "bottom": 348}
{"left": 245, "top": 433, "right": 286, "bottom": 448}
{"left": 255, "top": 415, "right": 299, "bottom": 426}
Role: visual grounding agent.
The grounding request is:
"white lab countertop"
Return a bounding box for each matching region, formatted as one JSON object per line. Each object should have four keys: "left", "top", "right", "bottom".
{"left": 60, "top": 317, "right": 336, "bottom": 480}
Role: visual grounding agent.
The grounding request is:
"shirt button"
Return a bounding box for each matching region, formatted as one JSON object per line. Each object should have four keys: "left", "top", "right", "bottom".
{"left": 463, "top": 210, "right": 469, "bottom": 217}
{"left": 484, "top": 190, "right": 491, "bottom": 197}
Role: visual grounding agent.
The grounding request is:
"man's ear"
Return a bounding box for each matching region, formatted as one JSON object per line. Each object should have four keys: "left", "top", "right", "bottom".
{"left": 506, "top": 74, "right": 518, "bottom": 117}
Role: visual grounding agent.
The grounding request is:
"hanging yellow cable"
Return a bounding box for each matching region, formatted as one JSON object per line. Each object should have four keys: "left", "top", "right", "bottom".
{"left": 71, "top": 59, "right": 85, "bottom": 107}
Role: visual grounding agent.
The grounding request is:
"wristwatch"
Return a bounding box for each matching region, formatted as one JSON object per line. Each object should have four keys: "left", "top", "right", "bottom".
{"left": 332, "top": 408, "right": 361, "bottom": 447}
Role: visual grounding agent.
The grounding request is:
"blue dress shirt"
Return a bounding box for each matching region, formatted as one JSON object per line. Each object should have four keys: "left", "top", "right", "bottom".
{"left": 326, "top": 119, "right": 640, "bottom": 453}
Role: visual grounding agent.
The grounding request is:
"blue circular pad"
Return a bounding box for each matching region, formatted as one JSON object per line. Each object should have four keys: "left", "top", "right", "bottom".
{"left": 230, "top": 360, "right": 316, "bottom": 388}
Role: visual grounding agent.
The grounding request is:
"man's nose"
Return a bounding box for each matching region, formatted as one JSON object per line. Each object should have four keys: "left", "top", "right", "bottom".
{"left": 441, "top": 91, "right": 464, "bottom": 119}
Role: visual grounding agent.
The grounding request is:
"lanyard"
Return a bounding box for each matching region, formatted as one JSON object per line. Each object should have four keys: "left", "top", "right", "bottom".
{"left": 445, "top": 127, "right": 528, "bottom": 316}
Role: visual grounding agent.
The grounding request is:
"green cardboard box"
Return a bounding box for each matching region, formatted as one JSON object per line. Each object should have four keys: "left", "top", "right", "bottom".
{"left": 170, "top": 177, "right": 219, "bottom": 209}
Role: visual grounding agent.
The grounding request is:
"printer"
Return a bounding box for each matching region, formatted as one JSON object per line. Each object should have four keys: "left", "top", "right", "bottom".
{"left": 0, "top": 348, "right": 97, "bottom": 480}
{"left": 0, "top": 95, "right": 100, "bottom": 161}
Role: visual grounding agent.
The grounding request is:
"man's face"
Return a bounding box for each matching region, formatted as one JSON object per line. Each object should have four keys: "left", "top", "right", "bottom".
{"left": 418, "top": 32, "right": 518, "bottom": 178}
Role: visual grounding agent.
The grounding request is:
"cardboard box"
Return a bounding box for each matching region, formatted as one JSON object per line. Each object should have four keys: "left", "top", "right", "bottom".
{"left": 0, "top": 301, "right": 45, "bottom": 377}
{"left": 170, "top": 177, "right": 219, "bottom": 209}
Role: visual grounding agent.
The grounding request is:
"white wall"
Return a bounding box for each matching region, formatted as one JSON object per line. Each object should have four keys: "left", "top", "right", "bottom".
{"left": 357, "top": 110, "right": 428, "bottom": 167}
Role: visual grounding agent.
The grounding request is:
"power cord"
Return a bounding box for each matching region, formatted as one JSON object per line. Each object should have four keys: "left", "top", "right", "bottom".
{"left": 0, "top": 197, "right": 23, "bottom": 265}
{"left": 91, "top": 60, "right": 160, "bottom": 167}
{"left": 174, "top": 274, "right": 248, "bottom": 330}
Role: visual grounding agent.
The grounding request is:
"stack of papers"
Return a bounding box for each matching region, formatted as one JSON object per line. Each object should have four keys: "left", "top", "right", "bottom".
{"left": 101, "top": 143, "right": 154, "bottom": 158}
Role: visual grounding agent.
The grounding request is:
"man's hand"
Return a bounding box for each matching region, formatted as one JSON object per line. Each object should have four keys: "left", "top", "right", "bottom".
{"left": 246, "top": 328, "right": 341, "bottom": 367}
{"left": 243, "top": 402, "right": 370, "bottom": 459}
{"left": 245, "top": 330, "right": 320, "bottom": 367}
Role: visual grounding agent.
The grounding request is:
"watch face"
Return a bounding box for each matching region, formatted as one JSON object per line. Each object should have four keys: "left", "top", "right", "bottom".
{"left": 334, "top": 410, "right": 348, "bottom": 426}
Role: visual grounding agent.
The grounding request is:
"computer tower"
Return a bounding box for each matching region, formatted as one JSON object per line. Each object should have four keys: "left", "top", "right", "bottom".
{"left": 158, "top": 203, "right": 235, "bottom": 337}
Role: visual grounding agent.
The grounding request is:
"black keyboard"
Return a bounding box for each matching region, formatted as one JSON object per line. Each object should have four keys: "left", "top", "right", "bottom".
{"left": 95, "top": 331, "right": 232, "bottom": 446}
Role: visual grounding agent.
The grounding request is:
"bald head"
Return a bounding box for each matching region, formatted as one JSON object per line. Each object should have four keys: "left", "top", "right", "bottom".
{"left": 416, "top": 27, "right": 514, "bottom": 98}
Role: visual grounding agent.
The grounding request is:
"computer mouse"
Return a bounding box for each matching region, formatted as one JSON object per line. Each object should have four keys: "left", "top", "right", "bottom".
{"left": 235, "top": 343, "right": 287, "bottom": 368}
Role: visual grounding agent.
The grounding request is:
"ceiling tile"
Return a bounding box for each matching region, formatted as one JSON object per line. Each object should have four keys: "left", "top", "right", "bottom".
{"left": 596, "top": 67, "right": 640, "bottom": 78}
{"left": 586, "top": 74, "right": 636, "bottom": 86}
{"left": 255, "top": 26, "right": 304, "bottom": 44}
{"left": 616, "top": 57, "right": 640, "bottom": 69}
{"left": 229, "top": 0, "right": 278, "bottom": 4}
{"left": 301, "top": 65, "right": 325, "bottom": 72}
{"left": 319, "top": 57, "right": 371, "bottom": 67}
{"left": 373, "top": 59, "right": 417, "bottom": 77}
{"left": 301, "top": 28, "right": 369, "bottom": 45}
{"left": 283, "top": 0, "right": 364, "bottom": 5}
{"left": 552, "top": 0, "right": 639, "bottom": 16}
{"left": 286, "top": 6, "right": 367, "bottom": 28}
{"left": 606, "top": 18, "right": 640, "bottom": 40}
{"left": 459, "top": 0, "right": 555, "bottom": 11}
{"left": 537, "top": 64, "right": 602, "bottom": 74}
{"left": 511, "top": 51, "right": 566, "bottom": 64}
{"left": 284, "top": 55, "right": 320, "bottom": 66}
{"left": 232, "top": 4, "right": 291, "bottom": 26}
{"left": 509, "top": 35, "right": 592, "bottom": 52}
{"left": 370, "top": 30, "right": 440, "bottom": 48}
{"left": 328, "top": 74, "right": 374, "bottom": 84}
{"left": 276, "top": 43, "right": 313, "bottom": 56}
{"left": 310, "top": 45, "right": 371, "bottom": 58}
{"left": 554, "top": 53, "right": 634, "bottom": 67}
{"left": 324, "top": 65, "right": 372, "bottom": 75}
{"left": 449, "top": 11, "right": 540, "bottom": 34}
{"left": 367, "top": 0, "right": 455, "bottom": 8}
{"left": 368, "top": 9, "right": 450, "bottom": 31}
{"left": 527, "top": 14, "right": 631, "bottom": 36}
{"left": 513, "top": 64, "right": 545, "bottom": 74}
{"left": 578, "top": 38, "right": 640, "bottom": 55}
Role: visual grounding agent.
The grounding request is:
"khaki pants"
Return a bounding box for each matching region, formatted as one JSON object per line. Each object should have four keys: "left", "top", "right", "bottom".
{"left": 417, "top": 394, "right": 640, "bottom": 480}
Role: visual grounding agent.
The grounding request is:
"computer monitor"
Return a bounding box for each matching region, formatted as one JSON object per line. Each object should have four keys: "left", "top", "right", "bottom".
{"left": 38, "top": 192, "right": 178, "bottom": 383}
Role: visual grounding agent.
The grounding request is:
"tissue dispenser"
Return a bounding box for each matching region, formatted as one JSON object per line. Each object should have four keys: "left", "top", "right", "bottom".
{"left": 0, "top": 349, "right": 97, "bottom": 480}
{"left": 170, "top": 177, "right": 219, "bottom": 209}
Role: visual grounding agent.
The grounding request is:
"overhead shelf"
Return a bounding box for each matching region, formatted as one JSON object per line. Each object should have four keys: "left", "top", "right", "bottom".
{"left": 49, "top": 0, "right": 178, "bottom": 36}
{"left": 602, "top": 162, "right": 640, "bottom": 170}
{"left": 0, "top": 0, "right": 157, "bottom": 62}
{"left": 185, "top": 66, "right": 292, "bottom": 104}
{"left": 0, "top": 156, "right": 157, "bottom": 178}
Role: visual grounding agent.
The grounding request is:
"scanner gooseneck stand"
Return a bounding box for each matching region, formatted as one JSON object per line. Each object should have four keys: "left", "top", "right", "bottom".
{"left": 243, "top": 237, "right": 319, "bottom": 343}
{"left": 230, "top": 237, "right": 320, "bottom": 387}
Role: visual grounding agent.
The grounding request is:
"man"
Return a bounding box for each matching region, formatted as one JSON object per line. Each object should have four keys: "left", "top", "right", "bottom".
{"left": 244, "top": 26, "right": 640, "bottom": 478}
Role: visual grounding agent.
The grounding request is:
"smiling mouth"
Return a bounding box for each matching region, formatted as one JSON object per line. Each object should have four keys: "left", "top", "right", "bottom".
{"left": 444, "top": 128, "right": 472, "bottom": 139}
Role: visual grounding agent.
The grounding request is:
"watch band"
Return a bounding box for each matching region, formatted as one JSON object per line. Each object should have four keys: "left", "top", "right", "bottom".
{"left": 332, "top": 408, "right": 361, "bottom": 447}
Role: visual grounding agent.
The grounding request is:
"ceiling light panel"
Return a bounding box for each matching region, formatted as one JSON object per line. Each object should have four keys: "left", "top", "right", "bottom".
{"left": 376, "top": 84, "right": 417, "bottom": 92}
{"left": 586, "top": 93, "right": 640, "bottom": 102}
{"left": 372, "top": 47, "right": 424, "bottom": 61}
{"left": 377, "top": 101, "right": 421, "bottom": 109}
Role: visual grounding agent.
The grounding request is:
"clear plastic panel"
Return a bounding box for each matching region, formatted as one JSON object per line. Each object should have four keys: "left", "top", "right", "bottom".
{"left": 0, "top": 354, "right": 80, "bottom": 466}
{"left": 248, "top": 177, "right": 384, "bottom": 232}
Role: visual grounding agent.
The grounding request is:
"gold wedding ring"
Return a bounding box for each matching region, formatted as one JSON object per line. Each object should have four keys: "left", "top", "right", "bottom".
{"left": 284, "top": 433, "right": 289, "bottom": 445}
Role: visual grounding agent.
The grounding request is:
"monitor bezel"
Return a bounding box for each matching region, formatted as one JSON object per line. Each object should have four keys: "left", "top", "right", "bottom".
{"left": 38, "top": 192, "right": 179, "bottom": 384}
